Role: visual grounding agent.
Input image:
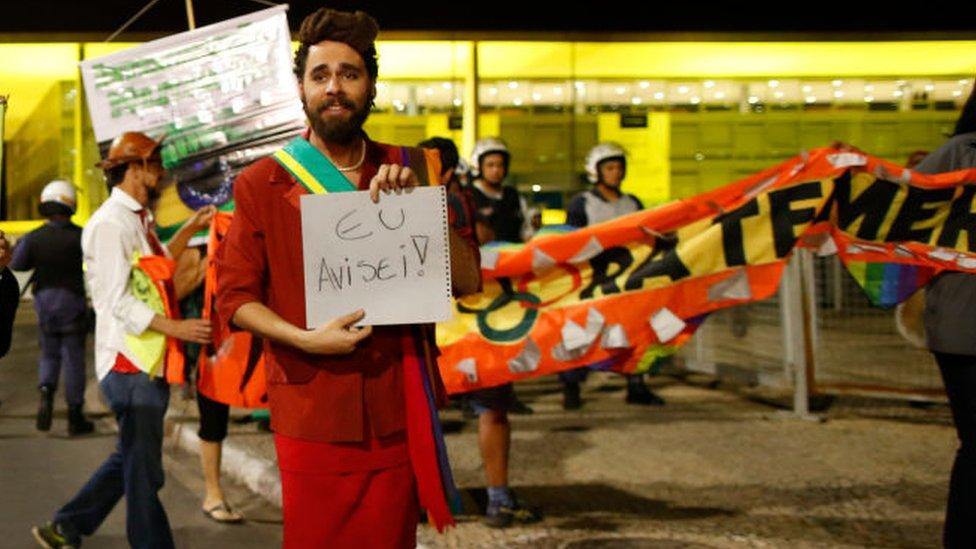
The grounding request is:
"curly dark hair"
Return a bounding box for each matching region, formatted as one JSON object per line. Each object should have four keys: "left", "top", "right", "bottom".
{"left": 293, "top": 8, "right": 379, "bottom": 82}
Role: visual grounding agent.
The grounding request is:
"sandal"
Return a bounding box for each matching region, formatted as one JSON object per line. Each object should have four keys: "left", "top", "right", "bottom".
{"left": 202, "top": 501, "right": 244, "bottom": 524}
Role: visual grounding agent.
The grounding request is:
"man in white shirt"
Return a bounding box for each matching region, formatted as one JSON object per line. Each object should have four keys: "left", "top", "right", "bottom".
{"left": 32, "top": 132, "right": 212, "bottom": 549}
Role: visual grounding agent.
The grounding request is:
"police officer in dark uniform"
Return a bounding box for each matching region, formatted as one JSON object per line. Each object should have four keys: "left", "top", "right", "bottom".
{"left": 10, "top": 180, "right": 93, "bottom": 435}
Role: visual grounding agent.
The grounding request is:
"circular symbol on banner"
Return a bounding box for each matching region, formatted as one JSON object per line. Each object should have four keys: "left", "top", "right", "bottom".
{"left": 457, "top": 279, "right": 541, "bottom": 342}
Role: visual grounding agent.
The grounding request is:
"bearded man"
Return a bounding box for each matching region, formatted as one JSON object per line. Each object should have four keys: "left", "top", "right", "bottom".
{"left": 216, "top": 8, "right": 478, "bottom": 548}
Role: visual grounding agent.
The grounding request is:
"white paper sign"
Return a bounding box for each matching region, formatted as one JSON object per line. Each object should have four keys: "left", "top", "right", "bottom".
{"left": 300, "top": 187, "right": 453, "bottom": 328}
{"left": 80, "top": 6, "right": 300, "bottom": 144}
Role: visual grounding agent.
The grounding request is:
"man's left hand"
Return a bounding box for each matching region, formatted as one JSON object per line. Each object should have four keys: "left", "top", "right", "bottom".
{"left": 185, "top": 205, "right": 216, "bottom": 233}
{"left": 369, "top": 164, "right": 419, "bottom": 203}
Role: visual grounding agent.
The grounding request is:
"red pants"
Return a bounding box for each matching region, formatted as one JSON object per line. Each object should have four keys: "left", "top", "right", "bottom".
{"left": 274, "top": 433, "right": 420, "bottom": 549}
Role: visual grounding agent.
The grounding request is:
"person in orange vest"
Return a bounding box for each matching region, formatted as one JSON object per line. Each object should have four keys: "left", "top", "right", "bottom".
{"left": 174, "top": 242, "right": 246, "bottom": 524}
{"left": 32, "top": 132, "right": 213, "bottom": 549}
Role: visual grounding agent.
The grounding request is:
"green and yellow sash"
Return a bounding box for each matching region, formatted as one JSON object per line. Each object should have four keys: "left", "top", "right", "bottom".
{"left": 271, "top": 137, "right": 357, "bottom": 195}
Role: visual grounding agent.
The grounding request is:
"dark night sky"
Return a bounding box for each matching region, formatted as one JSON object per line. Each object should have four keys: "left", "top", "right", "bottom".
{"left": 3, "top": 1, "right": 975, "bottom": 37}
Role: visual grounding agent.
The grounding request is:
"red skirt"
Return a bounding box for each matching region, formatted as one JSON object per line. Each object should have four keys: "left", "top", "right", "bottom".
{"left": 274, "top": 432, "right": 420, "bottom": 549}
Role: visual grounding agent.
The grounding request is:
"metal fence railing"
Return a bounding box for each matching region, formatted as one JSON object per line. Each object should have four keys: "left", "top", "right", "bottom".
{"left": 676, "top": 250, "right": 946, "bottom": 413}
{"left": 810, "top": 254, "right": 944, "bottom": 400}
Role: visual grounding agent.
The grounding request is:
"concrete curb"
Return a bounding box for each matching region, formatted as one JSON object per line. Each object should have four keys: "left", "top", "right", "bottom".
{"left": 166, "top": 420, "right": 435, "bottom": 549}
{"left": 167, "top": 419, "right": 283, "bottom": 509}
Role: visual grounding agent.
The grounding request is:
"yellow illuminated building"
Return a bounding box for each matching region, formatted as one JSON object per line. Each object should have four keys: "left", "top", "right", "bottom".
{"left": 1, "top": 39, "right": 973, "bottom": 233}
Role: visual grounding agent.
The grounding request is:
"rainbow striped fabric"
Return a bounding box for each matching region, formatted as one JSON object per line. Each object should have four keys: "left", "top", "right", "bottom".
{"left": 843, "top": 260, "right": 933, "bottom": 308}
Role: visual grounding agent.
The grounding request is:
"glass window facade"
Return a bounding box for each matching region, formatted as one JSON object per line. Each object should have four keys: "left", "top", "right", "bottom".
{"left": 1, "top": 39, "right": 972, "bottom": 230}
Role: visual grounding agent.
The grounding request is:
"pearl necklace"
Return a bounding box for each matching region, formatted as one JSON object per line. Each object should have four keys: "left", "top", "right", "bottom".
{"left": 336, "top": 140, "right": 366, "bottom": 172}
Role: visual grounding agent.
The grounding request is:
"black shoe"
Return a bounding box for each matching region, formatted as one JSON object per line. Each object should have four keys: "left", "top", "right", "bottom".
{"left": 483, "top": 494, "right": 543, "bottom": 529}
{"left": 31, "top": 521, "right": 78, "bottom": 548}
{"left": 510, "top": 398, "right": 534, "bottom": 415}
{"left": 562, "top": 382, "right": 582, "bottom": 410}
{"left": 625, "top": 383, "right": 665, "bottom": 406}
{"left": 67, "top": 405, "right": 94, "bottom": 436}
{"left": 36, "top": 386, "right": 54, "bottom": 432}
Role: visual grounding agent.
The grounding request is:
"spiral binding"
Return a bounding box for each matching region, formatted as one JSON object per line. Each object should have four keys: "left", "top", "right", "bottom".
{"left": 439, "top": 185, "right": 453, "bottom": 299}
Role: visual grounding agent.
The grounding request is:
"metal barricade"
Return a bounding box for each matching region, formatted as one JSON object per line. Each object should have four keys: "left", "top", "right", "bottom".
{"left": 675, "top": 249, "right": 946, "bottom": 415}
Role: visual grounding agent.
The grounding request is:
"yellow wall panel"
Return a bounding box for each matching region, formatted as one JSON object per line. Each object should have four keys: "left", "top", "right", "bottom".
{"left": 0, "top": 44, "right": 79, "bottom": 136}
{"left": 0, "top": 220, "right": 43, "bottom": 236}
{"left": 477, "top": 42, "right": 574, "bottom": 79}
{"left": 542, "top": 208, "right": 567, "bottom": 225}
{"left": 572, "top": 41, "right": 976, "bottom": 78}
{"left": 597, "top": 112, "right": 670, "bottom": 206}
{"left": 424, "top": 114, "right": 463, "bottom": 146}
{"left": 82, "top": 42, "right": 142, "bottom": 60}
{"left": 477, "top": 113, "right": 500, "bottom": 140}
{"left": 375, "top": 41, "right": 472, "bottom": 79}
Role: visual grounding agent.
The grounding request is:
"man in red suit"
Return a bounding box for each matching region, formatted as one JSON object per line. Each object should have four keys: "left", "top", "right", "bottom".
{"left": 216, "top": 8, "right": 478, "bottom": 548}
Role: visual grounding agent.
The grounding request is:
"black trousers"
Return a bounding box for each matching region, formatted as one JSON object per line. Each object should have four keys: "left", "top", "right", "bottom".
{"left": 196, "top": 390, "right": 230, "bottom": 443}
{"left": 934, "top": 351, "right": 976, "bottom": 549}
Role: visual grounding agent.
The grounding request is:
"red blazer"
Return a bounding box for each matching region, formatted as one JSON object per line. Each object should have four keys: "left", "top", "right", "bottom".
{"left": 216, "top": 136, "right": 446, "bottom": 443}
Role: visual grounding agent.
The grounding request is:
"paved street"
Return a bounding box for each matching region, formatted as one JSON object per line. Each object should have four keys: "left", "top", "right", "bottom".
{"left": 0, "top": 307, "right": 282, "bottom": 548}
{"left": 1, "top": 301, "right": 961, "bottom": 548}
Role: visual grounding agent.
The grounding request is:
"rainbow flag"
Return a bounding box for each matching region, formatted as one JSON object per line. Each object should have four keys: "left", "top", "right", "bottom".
{"left": 843, "top": 260, "right": 933, "bottom": 308}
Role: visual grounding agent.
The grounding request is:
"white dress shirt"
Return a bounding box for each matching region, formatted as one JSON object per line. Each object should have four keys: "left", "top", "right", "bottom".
{"left": 81, "top": 187, "right": 170, "bottom": 380}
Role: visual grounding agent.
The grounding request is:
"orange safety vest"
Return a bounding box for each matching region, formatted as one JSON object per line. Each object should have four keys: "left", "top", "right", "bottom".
{"left": 126, "top": 253, "right": 185, "bottom": 384}
{"left": 197, "top": 211, "right": 268, "bottom": 408}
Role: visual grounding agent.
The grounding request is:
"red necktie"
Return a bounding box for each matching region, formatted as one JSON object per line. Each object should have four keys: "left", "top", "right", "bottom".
{"left": 137, "top": 209, "right": 166, "bottom": 257}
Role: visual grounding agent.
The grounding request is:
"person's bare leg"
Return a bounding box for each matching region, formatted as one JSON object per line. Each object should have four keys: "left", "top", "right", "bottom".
{"left": 200, "top": 440, "right": 243, "bottom": 521}
{"left": 200, "top": 440, "right": 225, "bottom": 508}
{"left": 479, "top": 409, "right": 510, "bottom": 487}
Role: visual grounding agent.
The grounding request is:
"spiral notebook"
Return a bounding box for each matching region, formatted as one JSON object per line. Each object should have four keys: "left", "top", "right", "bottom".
{"left": 300, "top": 186, "right": 453, "bottom": 328}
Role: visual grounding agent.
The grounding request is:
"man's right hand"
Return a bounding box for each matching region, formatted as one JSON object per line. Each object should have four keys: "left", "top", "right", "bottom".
{"left": 296, "top": 309, "right": 373, "bottom": 355}
{"left": 172, "top": 318, "right": 212, "bottom": 344}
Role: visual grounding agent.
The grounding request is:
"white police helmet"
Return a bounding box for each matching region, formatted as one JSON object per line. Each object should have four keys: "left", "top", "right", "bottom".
{"left": 40, "top": 180, "right": 77, "bottom": 213}
{"left": 584, "top": 142, "right": 627, "bottom": 183}
{"left": 469, "top": 137, "right": 510, "bottom": 177}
